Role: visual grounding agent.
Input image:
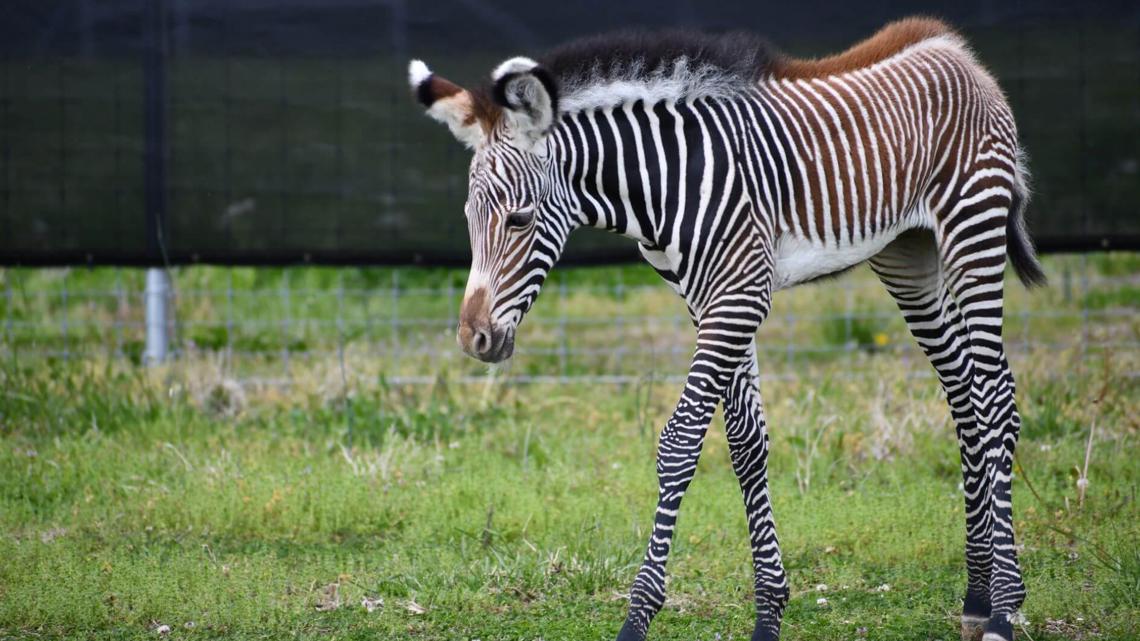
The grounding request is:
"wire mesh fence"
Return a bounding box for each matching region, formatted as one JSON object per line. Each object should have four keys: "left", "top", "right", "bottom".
{"left": 3, "top": 256, "right": 1137, "bottom": 388}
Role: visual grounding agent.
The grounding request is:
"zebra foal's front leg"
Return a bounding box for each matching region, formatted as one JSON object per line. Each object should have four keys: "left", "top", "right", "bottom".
{"left": 723, "top": 342, "right": 788, "bottom": 641}
{"left": 615, "top": 380, "right": 719, "bottom": 641}
{"left": 616, "top": 314, "right": 762, "bottom": 641}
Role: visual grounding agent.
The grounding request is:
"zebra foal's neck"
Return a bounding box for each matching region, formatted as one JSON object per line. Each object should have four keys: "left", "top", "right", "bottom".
{"left": 549, "top": 96, "right": 753, "bottom": 246}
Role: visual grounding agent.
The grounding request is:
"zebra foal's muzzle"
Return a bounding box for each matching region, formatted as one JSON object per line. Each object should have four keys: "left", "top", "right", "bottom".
{"left": 457, "top": 321, "right": 514, "bottom": 363}
{"left": 457, "top": 288, "right": 516, "bottom": 363}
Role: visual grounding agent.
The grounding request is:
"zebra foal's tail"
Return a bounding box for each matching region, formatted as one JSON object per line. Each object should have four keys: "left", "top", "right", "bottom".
{"left": 1007, "top": 149, "right": 1047, "bottom": 288}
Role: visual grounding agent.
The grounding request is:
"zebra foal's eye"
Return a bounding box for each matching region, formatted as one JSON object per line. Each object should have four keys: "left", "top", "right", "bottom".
{"left": 505, "top": 208, "right": 534, "bottom": 229}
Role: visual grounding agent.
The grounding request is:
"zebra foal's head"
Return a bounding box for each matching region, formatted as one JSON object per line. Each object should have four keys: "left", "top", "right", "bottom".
{"left": 408, "top": 57, "right": 568, "bottom": 363}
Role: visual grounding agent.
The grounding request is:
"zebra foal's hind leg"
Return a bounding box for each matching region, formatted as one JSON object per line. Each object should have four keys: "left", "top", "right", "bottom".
{"left": 723, "top": 341, "right": 788, "bottom": 641}
{"left": 940, "top": 220, "right": 1027, "bottom": 641}
{"left": 871, "top": 228, "right": 1025, "bottom": 641}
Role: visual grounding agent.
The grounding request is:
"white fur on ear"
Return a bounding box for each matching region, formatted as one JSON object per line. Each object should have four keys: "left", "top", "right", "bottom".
{"left": 492, "top": 56, "right": 540, "bottom": 82}
{"left": 408, "top": 60, "right": 432, "bottom": 89}
{"left": 491, "top": 57, "right": 558, "bottom": 151}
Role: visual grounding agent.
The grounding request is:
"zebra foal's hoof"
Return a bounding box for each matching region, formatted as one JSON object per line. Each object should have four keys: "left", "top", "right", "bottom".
{"left": 980, "top": 612, "right": 1014, "bottom": 641}
{"left": 750, "top": 623, "right": 780, "bottom": 641}
{"left": 750, "top": 611, "right": 781, "bottom": 641}
{"left": 615, "top": 618, "right": 645, "bottom": 641}
{"left": 961, "top": 591, "right": 992, "bottom": 641}
{"left": 961, "top": 614, "right": 988, "bottom": 641}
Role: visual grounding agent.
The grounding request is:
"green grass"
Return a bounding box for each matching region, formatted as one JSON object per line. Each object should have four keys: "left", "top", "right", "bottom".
{"left": 2, "top": 268, "right": 1139, "bottom": 640}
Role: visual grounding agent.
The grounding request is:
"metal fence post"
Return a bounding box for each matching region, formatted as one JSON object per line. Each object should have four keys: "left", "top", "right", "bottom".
{"left": 225, "top": 271, "right": 235, "bottom": 365}
{"left": 336, "top": 272, "right": 354, "bottom": 445}
{"left": 281, "top": 269, "right": 292, "bottom": 379}
{"left": 112, "top": 270, "right": 125, "bottom": 359}
{"left": 390, "top": 270, "right": 400, "bottom": 371}
{"left": 144, "top": 268, "right": 170, "bottom": 365}
{"left": 3, "top": 271, "right": 12, "bottom": 358}
{"left": 844, "top": 286, "right": 854, "bottom": 351}
{"left": 558, "top": 277, "right": 568, "bottom": 378}
{"left": 60, "top": 272, "right": 70, "bottom": 361}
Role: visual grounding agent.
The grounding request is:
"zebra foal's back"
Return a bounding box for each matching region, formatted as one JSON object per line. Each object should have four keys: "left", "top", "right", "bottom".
{"left": 752, "top": 20, "right": 1023, "bottom": 289}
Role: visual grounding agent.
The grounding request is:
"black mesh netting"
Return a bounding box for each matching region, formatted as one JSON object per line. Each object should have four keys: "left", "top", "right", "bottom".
{"left": 1, "top": 0, "right": 1137, "bottom": 266}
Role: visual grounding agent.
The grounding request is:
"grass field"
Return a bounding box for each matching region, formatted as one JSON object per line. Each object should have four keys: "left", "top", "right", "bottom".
{"left": 1, "top": 255, "right": 1138, "bottom": 640}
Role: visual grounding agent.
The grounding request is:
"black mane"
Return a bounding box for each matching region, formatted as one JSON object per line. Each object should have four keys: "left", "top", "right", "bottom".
{"left": 540, "top": 29, "right": 780, "bottom": 90}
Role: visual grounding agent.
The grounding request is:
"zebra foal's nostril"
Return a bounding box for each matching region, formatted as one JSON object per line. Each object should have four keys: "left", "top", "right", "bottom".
{"left": 472, "top": 327, "right": 492, "bottom": 355}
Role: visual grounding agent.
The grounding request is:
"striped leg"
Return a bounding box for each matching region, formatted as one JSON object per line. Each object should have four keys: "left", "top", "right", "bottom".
{"left": 724, "top": 341, "right": 788, "bottom": 641}
{"left": 617, "top": 301, "right": 766, "bottom": 640}
{"left": 942, "top": 251, "right": 1026, "bottom": 641}
{"left": 988, "top": 351, "right": 1026, "bottom": 632}
{"left": 871, "top": 229, "right": 1024, "bottom": 641}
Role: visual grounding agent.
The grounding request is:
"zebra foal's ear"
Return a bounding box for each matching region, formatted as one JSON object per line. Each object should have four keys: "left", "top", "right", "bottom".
{"left": 408, "top": 60, "right": 487, "bottom": 149}
{"left": 491, "top": 57, "right": 559, "bottom": 150}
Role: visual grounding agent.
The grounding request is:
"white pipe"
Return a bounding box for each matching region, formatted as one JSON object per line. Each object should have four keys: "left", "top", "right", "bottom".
{"left": 144, "top": 268, "right": 170, "bottom": 365}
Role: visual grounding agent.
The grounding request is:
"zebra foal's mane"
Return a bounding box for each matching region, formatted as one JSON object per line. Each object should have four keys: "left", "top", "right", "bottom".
{"left": 539, "top": 29, "right": 777, "bottom": 112}
{"left": 481, "top": 17, "right": 957, "bottom": 115}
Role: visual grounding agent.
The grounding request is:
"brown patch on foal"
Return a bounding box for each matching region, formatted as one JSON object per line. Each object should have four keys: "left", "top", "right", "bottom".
{"left": 460, "top": 288, "right": 489, "bottom": 328}
{"left": 774, "top": 17, "right": 956, "bottom": 80}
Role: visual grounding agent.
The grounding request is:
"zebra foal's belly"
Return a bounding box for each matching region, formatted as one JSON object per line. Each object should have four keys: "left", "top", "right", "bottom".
{"left": 772, "top": 229, "right": 904, "bottom": 290}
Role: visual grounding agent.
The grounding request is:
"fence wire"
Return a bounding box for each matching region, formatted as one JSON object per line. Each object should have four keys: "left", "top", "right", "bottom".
{"left": 2, "top": 257, "right": 1137, "bottom": 388}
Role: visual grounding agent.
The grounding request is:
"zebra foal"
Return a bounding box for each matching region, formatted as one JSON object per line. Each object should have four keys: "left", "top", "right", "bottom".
{"left": 409, "top": 17, "right": 1044, "bottom": 641}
